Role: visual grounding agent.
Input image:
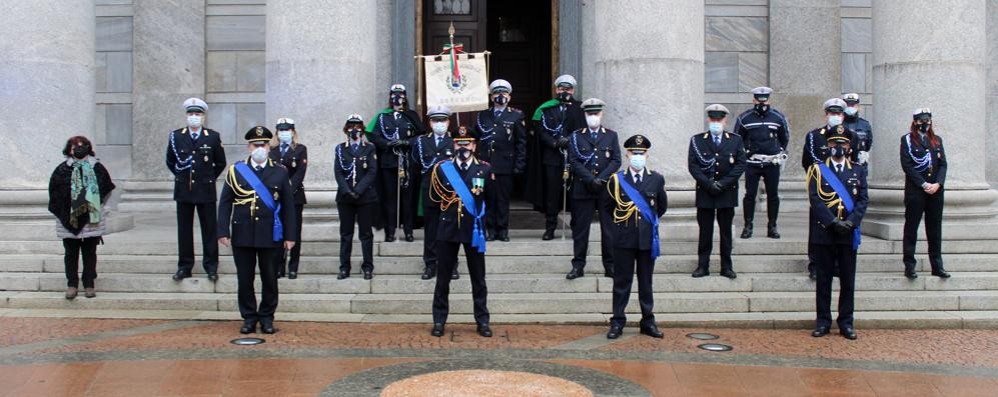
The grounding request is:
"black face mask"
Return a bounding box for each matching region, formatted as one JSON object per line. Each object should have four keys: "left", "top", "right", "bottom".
{"left": 457, "top": 148, "right": 472, "bottom": 160}
{"left": 391, "top": 94, "right": 405, "bottom": 107}
{"left": 493, "top": 95, "right": 508, "bottom": 105}
{"left": 754, "top": 103, "right": 769, "bottom": 114}
{"left": 349, "top": 129, "right": 363, "bottom": 140}
{"left": 830, "top": 146, "right": 848, "bottom": 158}
{"left": 918, "top": 123, "right": 930, "bottom": 133}
{"left": 557, "top": 92, "right": 572, "bottom": 102}
{"left": 72, "top": 146, "right": 90, "bottom": 159}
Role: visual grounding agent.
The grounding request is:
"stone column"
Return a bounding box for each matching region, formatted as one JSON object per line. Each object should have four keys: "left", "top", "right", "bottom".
{"left": 131, "top": 0, "right": 205, "bottom": 182}
{"left": 769, "top": 0, "right": 841, "bottom": 183}
{"left": 988, "top": 0, "right": 998, "bottom": 187}
{"left": 0, "top": 0, "right": 98, "bottom": 239}
{"left": 867, "top": 0, "right": 998, "bottom": 239}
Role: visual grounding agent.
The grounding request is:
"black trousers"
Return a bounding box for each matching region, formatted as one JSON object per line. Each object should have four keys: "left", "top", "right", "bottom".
{"left": 487, "top": 174, "right": 513, "bottom": 234}
{"left": 233, "top": 246, "right": 279, "bottom": 323}
{"left": 610, "top": 247, "right": 656, "bottom": 328}
{"left": 903, "top": 187, "right": 944, "bottom": 271}
{"left": 432, "top": 240, "right": 489, "bottom": 325}
{"left": 696, "top": 207, "right": 735, "bottom": 270}
{"left": 176, "top": 201, "right": 218, "bottom": 274}
{"left": 543, "top": 165, "right": 567, "bottom": 230}
{"left": 813, "top": 243, "right": 857, "bottom": 329}
{"left": 570, "top": 195, "right": 614, "bottom": 270}
{"left": 423, "top": 204, "right": 440, "bottom": 267}
{"left": 275, "top": 204, "right": 304, "bottom": 274}
{"left": 63, "top": 237, "right": 100, "bottom": 288}
{"left": 742, "top": 164, "right": 781, "bottom": 226}
{"left": 338, "top": 201, "right": 375, "bottom": 273}
{"left": 377, "top": 167, "right": 414, "bottom": 237}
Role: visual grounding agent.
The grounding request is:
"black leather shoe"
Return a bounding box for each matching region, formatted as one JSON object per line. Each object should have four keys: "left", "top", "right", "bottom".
{"left": 207, "top": 273, "right": 219, "bottom": 282}
{"left": 808, "top": 262, "right": 817, "bottom": 280}
{"left": 640, "top": 325, "right": 664, "bottom": 338}
{"left": 740, "top": 224, "right": 753, "bottom": 239}
{"left": 451, "top": 270, "right": 460, "bottom": 280}
{"left": 498, "top": 231, "right": 510, "bottom": 242}
{"left": 405, "top": 234, "right": 414, "bottom": 242}
{"left": 421, "top": 266, "right": 436, "bottom": 280}
{"left": 363, "top": 271, "right": 373, "bottom": 280}
{"left": 720, "top": 268, "right": 737, "bottom": 279}
{"left": 904, "top": 265, "right": 918, "bottom": 280}
{"left": 337, "top": 270, "right": 350, "bottom": 280}
{"left": 172, "top": 271, "right": 191, "bottom": 281}
{"left": 288, "top": 272, "right": 298, "bottom": 279}
{"left": 607, "top": 325, "right": 623, "bottom": 339}
{"left": 811, "top": 326, "right": 830, "bottom": 337}
{"left": 604, "top": 269, "right": 614, "bottom": 278}
{"left": 477, "top": 323, "right": 493, "bottom": 337}
{"left": 431, "top": 323, "right": 445, "bottom": 337}
{"left": 276, "top": 270, "right": 286, "bottom": 279}
{"left": 691, "top": 267, "right": 709, "bottom": 278}
{"left": 542, "top": 230, "right": 555, "bottom": 240}
{"left": 932, "top": 269, "right": 951, "bottom": 279}
{"left": 260, "top": 322, "right": 276, "bottom": 334}
{"left": 566, "top": 267, "right": 584, "bottom": 280}
{"left": 385, "top": 235, "right": 396, "bottom": 242}
{"left": 239, "top": 322, "right": 256, "bottom": 334}
{"left": 486, "top": 231, "right": 495, "bottom": 242}
{"left": 767, "top": 225, "right": 781, "bottom": 239}
{"left": 840, "top": 327, "right": 857, "bottom": 340}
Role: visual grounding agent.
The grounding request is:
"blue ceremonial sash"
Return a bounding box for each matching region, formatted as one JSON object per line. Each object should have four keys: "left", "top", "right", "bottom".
{"left": 817, "top": 163, "right": 861, "bottom": 250}
{"left": 616, "top": 171, "right": 661, "bottom": 260}
{"left": 439, "top": 161, "right": 487, "bottom": 253}
{"left": 234, "top": 162, "right": 283, "bottom": 242}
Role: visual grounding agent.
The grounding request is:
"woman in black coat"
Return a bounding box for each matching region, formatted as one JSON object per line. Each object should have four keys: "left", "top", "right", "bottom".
{"left": 335, "top": 114, "right": 379, "bottom": 280}
{"left": 269, "top": 118, "right": 308, "bottom": 279}
{"left": 900, "top": 108, "right": 948, "bottom": 279}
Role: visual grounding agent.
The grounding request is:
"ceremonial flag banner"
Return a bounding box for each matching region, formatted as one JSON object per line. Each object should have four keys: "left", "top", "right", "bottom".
{"left": 421, "top": 52, "right": 490, "bottom": 113}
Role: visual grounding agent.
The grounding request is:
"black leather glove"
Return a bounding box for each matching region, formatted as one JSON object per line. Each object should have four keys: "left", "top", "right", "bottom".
{"left": 556, "top": 137, "right": 569, "bottom": 149}
{"left": 347, "top": 191, "right": 360, "bottom": 200}
{"left": 831, "top": 219, "right": 852, "bottom": 236}
{"left": 590, "top": 178, "right": 604, "bottom": 191}
{"left": 709, "top": 181, "right": 724, "bottom": 195}
{"left": 392, "top": 139, "right": 410, "bottom": 148}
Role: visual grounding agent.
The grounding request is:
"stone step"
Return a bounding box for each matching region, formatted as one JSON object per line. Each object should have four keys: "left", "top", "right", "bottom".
{"left": 6, "top": 272, "right": 998, "bottom": 294}
{"left": 2, "top": 290, "right": 996, "bottom": 314}
{"left": 3, "top": 253, "right": 995, "bottom": 275}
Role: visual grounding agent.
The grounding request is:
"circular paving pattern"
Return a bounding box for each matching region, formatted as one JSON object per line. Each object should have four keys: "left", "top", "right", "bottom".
{"left": 320, "top": 358, "right": 651, "bottom": 397}
{"left": 380, "top": 369, "right": 593, "bottom": 397}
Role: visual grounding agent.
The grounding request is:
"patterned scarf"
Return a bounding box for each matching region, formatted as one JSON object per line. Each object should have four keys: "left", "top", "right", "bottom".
{"left": 69, "top": 159, "right": 101, "bottom": 228}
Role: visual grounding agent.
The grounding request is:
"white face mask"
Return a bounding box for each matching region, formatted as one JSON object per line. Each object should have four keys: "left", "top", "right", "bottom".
{"left": 708, "top": 122, "right": 723, "bottom": 135}
{"left": 278, "top": 130, "right": 293, "bottom": 143}
{"left": 827, "top": 115, "right": 844, "bottom": 127}
{"left": 432, "top": 122, "right": 448, "bottom": 135}
{"left": 251, "top": 147, "right": 268, "bottom": 163}
{"left": 585, "top": 114, "right": 601, "bottom": 129}
{"left": 844, "top": 107, "right": 858, "bottom": 117}
{"left": 629, "top": 154, "right": 646, "bottom": 171}
{"left": 187, "top": 115, "right": 203, "bottom": 128}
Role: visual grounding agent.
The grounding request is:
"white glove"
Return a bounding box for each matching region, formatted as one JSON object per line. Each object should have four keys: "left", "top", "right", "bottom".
{"left": 857, "top": 151, "right": 870, "bottom": 165}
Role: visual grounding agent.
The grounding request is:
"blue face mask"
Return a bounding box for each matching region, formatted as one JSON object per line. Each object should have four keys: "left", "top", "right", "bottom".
{"left": 629, "top": 154, "right": 646, "bottom": 170}
{"left": 708, "top": 122, "right": 723, "bottom": 135}
{"left": 827, "top": 115, "right": 843, "bottom": 127}
{"left": 844, "top": 107, "right": 858, "bottom": 117}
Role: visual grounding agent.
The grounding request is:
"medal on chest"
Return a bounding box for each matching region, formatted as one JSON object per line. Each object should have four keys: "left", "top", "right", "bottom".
{"left": 605, "top": 149, "right": 610, "bottom": 159}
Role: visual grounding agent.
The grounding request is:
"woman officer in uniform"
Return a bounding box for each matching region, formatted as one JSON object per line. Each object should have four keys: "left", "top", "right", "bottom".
{"left": 900, "top": 108, "right": 949, "bottom": 279}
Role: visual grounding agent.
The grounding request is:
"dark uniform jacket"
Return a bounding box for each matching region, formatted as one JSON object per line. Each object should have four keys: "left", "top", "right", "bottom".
{"left": 413, "top": 134, "right": 454, "bottom": 205}
{"left": 334, "top": 142, "right": 378, "bottom": 204}
{"left": 269, "top": 143, "right": 308, "bottom": 205}
{"left": 568, "top": 127, "right": 622, "bottom": 200}
{"left": 431, "top": 159, "right": 492, "bottom": 243}
{"left": 900, "top": 133, "right": 947, "bottom": 188}
{"left": 535, "top": 100, "right": 586, "bottom": 166}
{"left": 604, "top": 169, "right": 668, "bottom": 251}
{"left": 217, "top": 159, "right": 299, "bottom": 248}
{"left": 165, "top": 127, "right": 226, "bottom": 203}
{"left": 844, "top": 115, "right": 873, "bottom": 153}
{"left": 688, "top": 131, "right": 747, "bottom": 208}
{"left": 801, "top": 125, "right": 860, "bottom": 169}
{"left": 807, "top": 159, "right": 869, "bottom": 246}
{"left": 732, "top": 108, "right": 790, "bottom": 156}
{"left": 371, "top": 109, "right": 425, "bottom": 169}
{"left": 474, "top": 106, "right": 527, "bottom": 175}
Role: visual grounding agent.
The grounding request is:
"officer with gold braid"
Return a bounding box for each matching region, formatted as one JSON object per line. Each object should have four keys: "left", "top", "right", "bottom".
{"left": 217, "top": 126, "right": 298, "bottom": 335}
{"left": 603, "top": 135, "right": 668, "bottom": 340}
{"left": 806, "top": 127, "right": 867, "bottom": 341}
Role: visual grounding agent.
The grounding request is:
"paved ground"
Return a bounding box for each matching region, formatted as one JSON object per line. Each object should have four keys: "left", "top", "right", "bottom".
{"left": 0, "top": 317, "right": 996, "bottom": 396}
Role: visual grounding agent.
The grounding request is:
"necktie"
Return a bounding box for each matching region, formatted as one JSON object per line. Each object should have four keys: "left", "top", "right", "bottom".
{"left": 352, "top": 143, "right": 359, "bottom": 153}
{"left": 281, "top": 144, "right": 288, "bottom": 155}
{"left": 461, "top": 162, "right": 469, "bottom": 172}
{"left": 635, "top": 173, "right": 641, "bottom": 185}
{"left": 394, "top": 112, "right": 400, "bottom": 121}
{"left": 436, "top": 137, "right": 442, "bottom": 147}
{"left": 836, "top": 164, "right": 843, "bottom": 175}
{"left": 591, "top": 130, "right": 598, "bottom": 141}
{"left": 714, "top": 135, "right": 721, "bottom": 147}
{"left": 255, "top": 165, "right": 262, "bottom": 172}
{"left": 191, "top": 132, "right": 199, "bottom": 141}
{"left": 495, "top": 110, "right": 502, "bottom": 120}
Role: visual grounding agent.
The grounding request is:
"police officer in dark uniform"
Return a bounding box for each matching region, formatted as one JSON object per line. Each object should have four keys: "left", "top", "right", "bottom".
{"left": 533, "top": 74, "right": 587, "bottom": 240}
{"left": 604, "top": 135, "right": 668, "bottom": 340}
{"left": 842, "top": 93, "right": 873, "bottom": 167}
{"left": 335, "top": 115, "right": 378, "bottom": 280}
{"left": 166, "top": 98, "right": 226, "bottom": 282}
{"left": 734, "top": 87, "right": 790, "bottom": 239}
{"left": 802, "top": 98, "right": 860, "bottom": 279}
{"left": 413, "top": 106, "right": 456, "bottom": 280}
{"left": 370, "top": 84, "right": 425, "bottom": 242}
{"left": 428, "top": 127, "right": 492, "bottom": 338}
{"left": 806, "top": 127, "right": 867, "bottom": 340}
{"left": 566, "top": 98, "right": 621, "bottom": 280}
{"left": 475, "top": 79, "right": 527, "bottom": 242}
{"left": 269, "top": 117, "right": 307, "bottom": 279}
{"left": 688, "top": 105, "right": 747, "bottom": 279}
{"left": 217, "top": 126, "right": 298, "bottom": 335}
{"left": 901, "top": 108, "right": 949, "bottom": 279}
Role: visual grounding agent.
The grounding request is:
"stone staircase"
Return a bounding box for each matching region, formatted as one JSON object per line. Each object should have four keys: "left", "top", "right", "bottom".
{"left": 1, "top": 214, "right": 997, "bottom": 328}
